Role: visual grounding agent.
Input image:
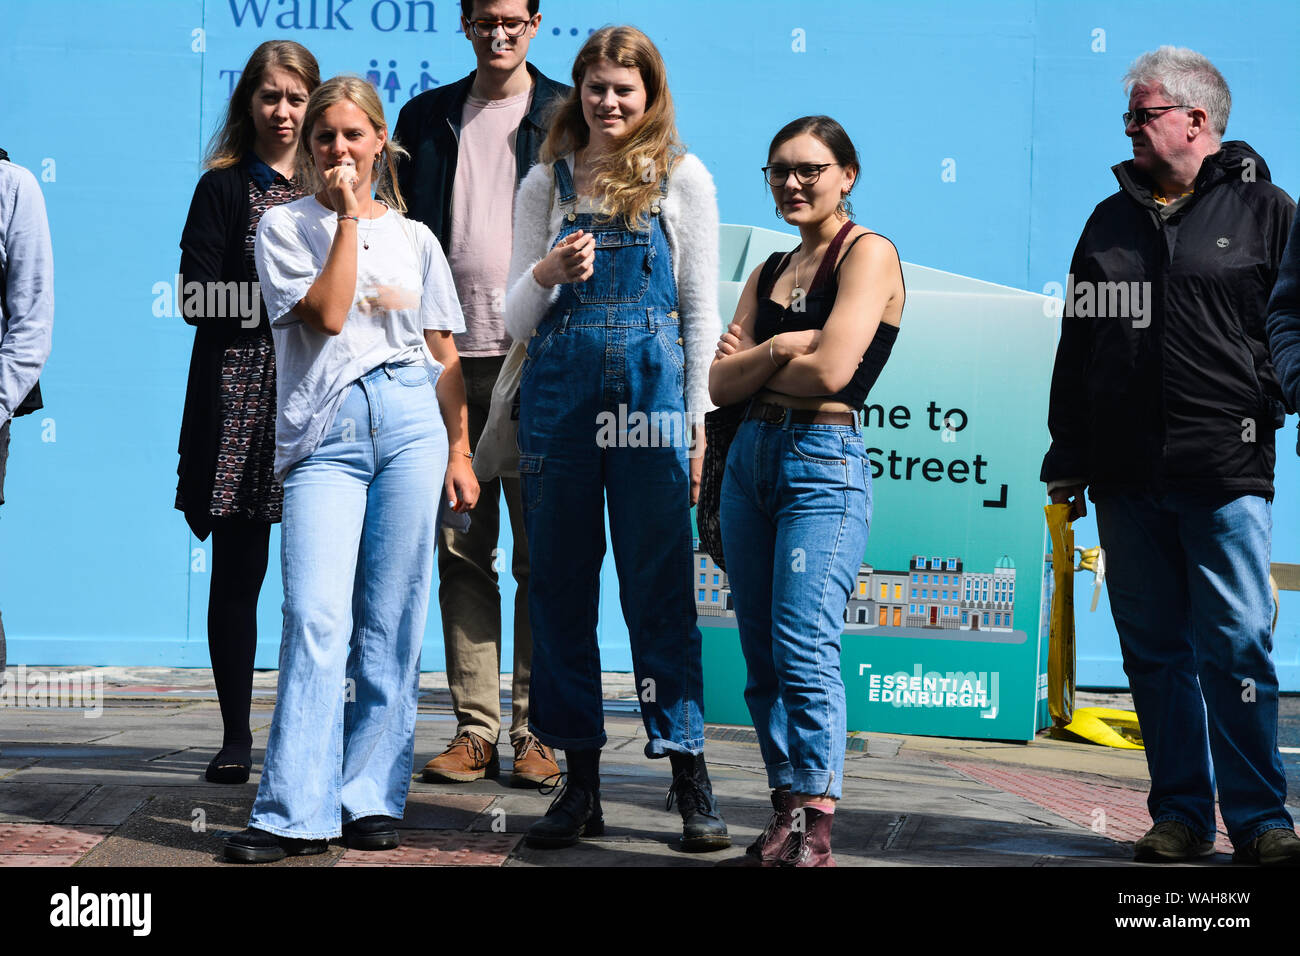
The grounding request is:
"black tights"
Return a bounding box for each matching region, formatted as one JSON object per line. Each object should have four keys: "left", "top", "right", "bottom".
{"left": 207, "top": 518, "right": 272, "bottom": 757}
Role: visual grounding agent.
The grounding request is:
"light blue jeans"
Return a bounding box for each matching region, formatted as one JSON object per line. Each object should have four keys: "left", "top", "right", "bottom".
{"left": 1095, "top": 490, "right": 1293, "bottom": 847}
{"left": 719, "top": 416, "right": 871, "bottom": 799}
{"left": 248, "top": 361, "right": 446, "bottom": 839}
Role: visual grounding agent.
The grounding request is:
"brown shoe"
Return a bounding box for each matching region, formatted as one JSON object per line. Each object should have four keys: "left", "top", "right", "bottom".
{"left": 510, "top": 735, "right": 561, "bottom": 789}
{"left": 717, "top": 788, "right": 791, "bottom": 866}
{"left": 774, "top": 805, "right": 837, "bottom": 867}
{"left": 421, "top": 731, "right": 499, "bottom": 783}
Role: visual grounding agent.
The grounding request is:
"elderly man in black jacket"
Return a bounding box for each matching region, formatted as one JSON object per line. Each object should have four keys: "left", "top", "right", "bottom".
{"left": 394, "top": 0, "right": 569, "bottom": 789}
{"left": 1042, "top": 46, "right": 1299, "bottom": 866}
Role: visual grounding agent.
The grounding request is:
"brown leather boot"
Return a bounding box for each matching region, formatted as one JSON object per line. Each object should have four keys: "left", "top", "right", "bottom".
{"left": 774, "top": 804, "right": 836, "bottom": 867}
{"left": 421, "top": 731, "right": 499, "bottom": 783}
{"left": 717, "top": 787, "right": 792, "bottom": 867}
{"left": 510, "top": 735, "right": 561, "bottom": 789}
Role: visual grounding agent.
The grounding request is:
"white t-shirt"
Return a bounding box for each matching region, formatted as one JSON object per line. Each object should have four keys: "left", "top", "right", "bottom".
{"left": 254, "top": 195, "right": 466, "bottom": 479}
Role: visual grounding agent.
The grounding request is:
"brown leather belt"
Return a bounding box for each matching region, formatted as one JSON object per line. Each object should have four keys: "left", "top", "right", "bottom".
{"left": 745, "top": 402, "right": 856, "bottom": 427}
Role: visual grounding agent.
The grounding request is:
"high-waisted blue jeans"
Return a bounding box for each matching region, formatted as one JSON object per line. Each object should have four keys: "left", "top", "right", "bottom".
{"left": 719, "top": 416, "right": 871, "bottom": 799}
{"left": 248, "top": 361, "right": 446, "bottom": 839}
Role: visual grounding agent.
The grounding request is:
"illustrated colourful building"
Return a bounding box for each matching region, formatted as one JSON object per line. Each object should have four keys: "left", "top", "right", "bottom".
{"left": 694, "top": 544, "right": 1017, "bottom": 633}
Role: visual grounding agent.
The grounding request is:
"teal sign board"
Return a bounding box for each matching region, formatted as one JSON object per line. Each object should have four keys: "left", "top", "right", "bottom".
{"left": 701, "top": 226, "right": 1056, "bottom": 741}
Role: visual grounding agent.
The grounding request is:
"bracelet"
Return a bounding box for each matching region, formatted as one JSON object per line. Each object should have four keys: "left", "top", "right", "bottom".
{"left": 337, "top": 214, "right": 359, "bottom": 223}
{"left": 768, "top": 336, "right": 779, "bottom": 368}
{"left": 455, "top": 450, "right": 473, "bottom": 460}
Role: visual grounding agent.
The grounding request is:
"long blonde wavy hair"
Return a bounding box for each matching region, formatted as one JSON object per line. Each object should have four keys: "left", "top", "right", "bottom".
{"left": 204, "top": 40, "right": 321, "bottom": 172}
{"left": 541, "top": 26, "right": 684, "bottom": 229}
{"left": 296, "top": 75, "right": 410, "bottom": 213}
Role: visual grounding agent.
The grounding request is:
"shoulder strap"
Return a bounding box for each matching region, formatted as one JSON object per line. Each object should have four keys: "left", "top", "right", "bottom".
{"left": 757, "top": 249, "right": 796, "bottom": 299}
{"left": 832, "top": 231, "right": 873, "bottom": 280}
{"left": 552, "top": 157, "right": 577, "bottom": 206}
{"left": 809, "top": 220, "right": 856, "bottom": 293}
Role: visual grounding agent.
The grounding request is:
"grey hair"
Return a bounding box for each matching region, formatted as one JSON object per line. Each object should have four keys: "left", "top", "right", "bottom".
{"left": 1123, "top": 46, "right": 1231, "bottom": 138}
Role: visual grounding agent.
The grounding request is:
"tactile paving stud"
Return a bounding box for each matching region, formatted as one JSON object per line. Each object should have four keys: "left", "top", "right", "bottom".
{"left": 0, "top": 854, "right": 86, "bottom": 867}
{"left": 335, "top": 830, "right": 521, "bottom": 866}
{"left": 946, "top": 762, "right": 1233, "bottom": 853}
{"left": 0, "top": 824, "right": 113, "bottom": 857}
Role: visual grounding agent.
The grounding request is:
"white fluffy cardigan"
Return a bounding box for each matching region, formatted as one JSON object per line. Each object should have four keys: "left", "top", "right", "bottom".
{"left": 504, "top": 152, "right": 721, "bottom": 417}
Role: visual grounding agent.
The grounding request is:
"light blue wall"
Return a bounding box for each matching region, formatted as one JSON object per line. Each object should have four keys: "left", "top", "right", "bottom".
{"left": 2, "top": 0, "right": 1298, "bottom": 687}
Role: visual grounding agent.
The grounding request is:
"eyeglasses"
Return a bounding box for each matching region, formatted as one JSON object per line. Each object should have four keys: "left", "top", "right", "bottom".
{"left": 1122, "top": 104, "right": 1190, "bottom": 128}
{"left": 467, "top": 17, "right": 533, "bottom": 38}
{"left": 762, "top": 163, "right": 838, "bottom": 187}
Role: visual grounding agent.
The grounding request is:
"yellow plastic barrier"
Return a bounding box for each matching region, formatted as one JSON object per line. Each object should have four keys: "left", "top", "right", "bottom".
{"left": 1043, "top": 503, "right": 1144, "bottom": 750}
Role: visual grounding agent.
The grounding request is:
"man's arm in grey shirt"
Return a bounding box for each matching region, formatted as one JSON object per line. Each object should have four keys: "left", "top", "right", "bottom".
{"left": 0, "top": 160, "right": 54, "bottom": 424}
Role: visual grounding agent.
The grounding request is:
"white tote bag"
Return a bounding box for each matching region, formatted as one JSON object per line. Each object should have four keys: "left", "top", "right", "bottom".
{"left": 472, "top": 337, "right": 527, "bottom": 481}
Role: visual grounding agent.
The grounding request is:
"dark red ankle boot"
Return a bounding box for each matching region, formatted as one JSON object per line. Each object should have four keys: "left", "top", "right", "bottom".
{"left": 775, "top": 804, "right": 836, "bottom": 867}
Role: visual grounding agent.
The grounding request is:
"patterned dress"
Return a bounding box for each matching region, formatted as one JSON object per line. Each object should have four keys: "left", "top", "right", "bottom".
{"left": 208, "top": 170, "right": 305, "bottom": 521}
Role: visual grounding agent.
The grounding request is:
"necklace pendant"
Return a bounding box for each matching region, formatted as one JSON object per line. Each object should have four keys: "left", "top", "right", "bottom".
{"left": 363, "top": 239, "right": 369, "bottom": 250}
{"left": 790, "top": 284, "right": 805, "bottom": 303}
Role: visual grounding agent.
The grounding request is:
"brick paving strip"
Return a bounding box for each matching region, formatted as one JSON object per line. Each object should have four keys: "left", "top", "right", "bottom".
{"left": 946, "top": 761, "right": 1234, "bottom": 854}
{"left": 0, "top": 823, "right": 115, "bottom": 866}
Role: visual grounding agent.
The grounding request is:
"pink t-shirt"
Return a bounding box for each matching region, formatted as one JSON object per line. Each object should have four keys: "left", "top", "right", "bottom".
{"left": 447, "top": 90, "right": 532, "bottom": 357}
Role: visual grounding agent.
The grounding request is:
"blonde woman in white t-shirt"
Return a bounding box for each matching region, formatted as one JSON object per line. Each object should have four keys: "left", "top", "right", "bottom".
{"left": 224, "top": 75, "right": 479, "bottom": 863}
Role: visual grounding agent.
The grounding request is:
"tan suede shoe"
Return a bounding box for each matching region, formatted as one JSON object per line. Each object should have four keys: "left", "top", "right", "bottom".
{"left": 421, "top": 731, "right": 499, "bottom": 783}
{"left": 510, "top": 735, "right": 561, "bottom": 789}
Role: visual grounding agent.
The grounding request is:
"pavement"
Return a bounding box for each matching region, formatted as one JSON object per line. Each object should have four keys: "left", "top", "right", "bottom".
{"left": 1, "top": 665, "right": 1298, "bottom": 869}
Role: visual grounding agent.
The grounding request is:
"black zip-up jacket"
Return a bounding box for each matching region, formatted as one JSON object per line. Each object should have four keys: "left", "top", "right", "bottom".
{"left": 393, "top": 64, "right": 570, "bottom": 250}
{"left": 1041, "top": 141, "right": 1296, "bottom": 501}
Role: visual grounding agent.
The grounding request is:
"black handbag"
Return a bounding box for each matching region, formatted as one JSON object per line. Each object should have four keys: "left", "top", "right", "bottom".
{"left": 696, "top": 401, "right": 747, "bottom": 571}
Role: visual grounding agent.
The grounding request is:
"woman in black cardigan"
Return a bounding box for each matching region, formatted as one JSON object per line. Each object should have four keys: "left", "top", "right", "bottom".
{"left": 175, "top": 40, "right": 320, "bottom": 784}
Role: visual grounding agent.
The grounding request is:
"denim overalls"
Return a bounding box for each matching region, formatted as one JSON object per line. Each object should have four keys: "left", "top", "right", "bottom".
{"left": 517, "top": 158, "right": 705, "bottom": 756}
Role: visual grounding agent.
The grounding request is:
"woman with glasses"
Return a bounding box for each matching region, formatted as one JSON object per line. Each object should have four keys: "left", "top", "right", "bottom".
{"left": 709, "top": 115, "right": 905, "bottom": 866}
{"left": 175, "top": 40, "right": 320, "bottom": 786}
{"left": 223, "top": 75, "right": 477, "bottom": 862}
{"left": 503, "top": 25, "right": 729, "bottom": 852}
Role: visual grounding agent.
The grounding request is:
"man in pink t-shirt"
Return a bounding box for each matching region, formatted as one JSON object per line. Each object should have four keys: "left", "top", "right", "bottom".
{"left": 395, "top": 0, "right": 569, "bottom": 788}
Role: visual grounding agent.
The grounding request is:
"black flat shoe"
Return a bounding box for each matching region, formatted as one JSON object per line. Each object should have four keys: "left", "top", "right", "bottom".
{"left": 205, "top": 748, "right": 251, "bottom": 785}
{"left": 223, "top": 827, "right": 328, "bottom": 863}
{"left": 342, "top": 815, "right": 401, "bottom": 851}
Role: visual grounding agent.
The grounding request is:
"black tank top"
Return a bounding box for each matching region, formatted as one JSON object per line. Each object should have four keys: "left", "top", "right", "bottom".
{"left": 753, "top": 222, "right": 901, "bottom": 410}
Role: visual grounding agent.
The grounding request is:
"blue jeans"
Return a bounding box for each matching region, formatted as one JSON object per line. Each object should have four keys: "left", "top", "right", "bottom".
{"left": 248, "top": 361, "right": 447, "bottom": 839}
{"left": 1094, "top": 490, "right": 1293, "bottom": 846}
{"left": 719, "top": 416, "right": 871, "bottom": 799}
{"left": 517, "top": 158, "right": 704, "bottom": 757}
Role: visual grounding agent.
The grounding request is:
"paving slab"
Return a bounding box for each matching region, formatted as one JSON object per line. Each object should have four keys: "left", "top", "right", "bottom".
{"left": 0, "top": 782, "right": 96, "bottom": 823}
{"left": 398, "top": 792, "right": 495, "bottom": 829}
{"left": 76, "top": 795, "right": 342, "bottom": 867}
{"left": 505, "top": 837, "right": 728, "bottom": 867}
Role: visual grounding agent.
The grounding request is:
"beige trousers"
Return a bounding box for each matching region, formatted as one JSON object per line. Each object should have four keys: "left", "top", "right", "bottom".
{"left": 437, "top": 355, "right": 532, "bottom": 744}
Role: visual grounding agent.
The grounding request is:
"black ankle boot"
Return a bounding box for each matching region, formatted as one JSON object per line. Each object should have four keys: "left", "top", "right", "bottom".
{"left": 525, "top": 748, "right": 604, "bottom": 849}
{"left": 667, "top": 751, "right": 731, "bottom": 851}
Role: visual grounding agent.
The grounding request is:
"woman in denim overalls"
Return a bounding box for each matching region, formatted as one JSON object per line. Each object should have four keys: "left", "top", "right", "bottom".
{"left": 503, "top": 26, "right": 729, "bottom": 852}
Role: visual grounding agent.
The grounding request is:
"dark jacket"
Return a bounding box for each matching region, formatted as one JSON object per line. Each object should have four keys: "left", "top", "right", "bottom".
{"left": 1265, "top": 195, "right": 1300, "bottom": 419}
{"left": 174, "top": 161, "right": 272, "bottom": 540}
{"left": 1041, "top": 141, "right": 1296, "bottom": 501}
{"left": 393, "top": 63, "right": 570, "bottom": 248}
